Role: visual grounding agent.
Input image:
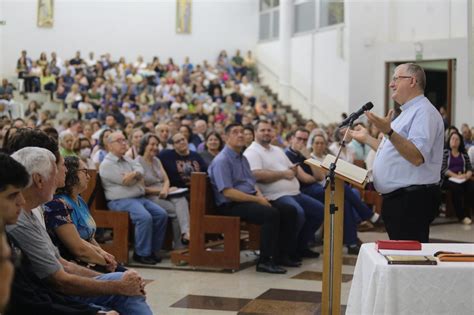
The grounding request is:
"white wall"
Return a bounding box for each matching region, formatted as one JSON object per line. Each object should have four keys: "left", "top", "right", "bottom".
{"left": 0, "top": 0, "right": 258, "bottom": 78}
{"left": 347, "top": 0, "right": 473, "bottom": 127}
{"left": 258, "top": 27, "right": 349, "bottom": 123}
{"left": 256, "top": 0, "right": 473, "bottom": 126}
{"left": 0, "top": 0, "right": 5, "bottom": 73}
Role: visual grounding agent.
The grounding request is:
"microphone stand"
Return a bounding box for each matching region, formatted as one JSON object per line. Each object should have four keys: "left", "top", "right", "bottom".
{"left": 323, "top": 119, "right": 354, "bottom": 315}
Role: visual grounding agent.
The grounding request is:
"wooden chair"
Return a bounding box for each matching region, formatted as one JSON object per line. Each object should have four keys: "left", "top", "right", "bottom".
{"left": 85, "top": 171, "right": 130, "bottom": 264}
{"left": 171, "top": 172, "right": 260, "bottom": 270}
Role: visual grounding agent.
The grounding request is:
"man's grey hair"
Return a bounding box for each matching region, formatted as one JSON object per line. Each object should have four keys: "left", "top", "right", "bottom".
{"left": 403, "top": 63, "right": 426, "bottom": 91}
{"left": 11, "top": 147, "right": 56, "bottom": 184}
{"left": 106, "top": 131, "right": 123, "bottom": 143}
{"left": 59, "top": 130, "right": 74, "bottom": 142}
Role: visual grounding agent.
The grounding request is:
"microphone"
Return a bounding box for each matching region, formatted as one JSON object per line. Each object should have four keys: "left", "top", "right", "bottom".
{"left": 339, "top": 102, "right": 374, "bottom": 128}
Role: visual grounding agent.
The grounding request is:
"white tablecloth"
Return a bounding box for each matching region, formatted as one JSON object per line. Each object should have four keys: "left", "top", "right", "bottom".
{"left": 346, "top": 243, "right": 474, "bottom": 315}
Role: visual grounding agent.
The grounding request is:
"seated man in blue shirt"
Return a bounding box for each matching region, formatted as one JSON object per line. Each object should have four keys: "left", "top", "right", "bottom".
{"left": 208, "top": 123, "right": 299, "bottom": 274}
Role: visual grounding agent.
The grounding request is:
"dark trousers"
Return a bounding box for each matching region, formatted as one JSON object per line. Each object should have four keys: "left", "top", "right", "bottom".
{"left": 382, "top": 185, "right": 441, "bottom": 243}
{"left": 445, "top": 180, "right": 474, "bottom": 220}
{"left": 218, "top": 202, "right": 297, "bottom": 259}
{"left": 302, "top": 183, "right": 359, "bottom": 246}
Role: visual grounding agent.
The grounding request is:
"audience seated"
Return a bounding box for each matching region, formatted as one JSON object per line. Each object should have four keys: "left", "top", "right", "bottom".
{"left": 441, "top": 131, "right": 473, "bottom": 224}
{"left": 208, "top": 123, "right": 300, "bottom": 274}
{"left": 125, "top": 128, "right": 144, "bottom": 159}
{"left": 159, "top": 132, "right": 207, "bottom": 188}
{"left": 44, "top": 156, "right": 121, "bottom": 272}
{"left": 99, "top": 131, "right": 168, "bottom": 264}
{"left": 243, "top": 120, "right": 324, "bottom": 259}
{"left": 8, "top": 147, "right": 150, "bottom": 314}
{"left": 199, "top": 131, "right": 224, "bottom": 165}
{"left": 136, "top": 134, "right": 191, "bottom": 247}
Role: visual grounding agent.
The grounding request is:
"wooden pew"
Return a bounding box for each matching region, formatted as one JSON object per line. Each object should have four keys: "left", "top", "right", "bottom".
{"left": 84, "top": 170, "right": 130, "bottom": 264}
{"left": 171, "top": 172, "right": 260, "bottom": 270}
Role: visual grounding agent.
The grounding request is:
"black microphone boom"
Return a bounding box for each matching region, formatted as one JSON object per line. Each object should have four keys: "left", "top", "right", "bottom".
{"left": 339, "top": 102, "right": 374, "bottom": 128}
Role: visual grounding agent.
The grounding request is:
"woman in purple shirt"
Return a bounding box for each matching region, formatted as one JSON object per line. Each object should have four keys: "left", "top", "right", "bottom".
{"left": 441, "top": 131, "right": 473, "bottom": 224}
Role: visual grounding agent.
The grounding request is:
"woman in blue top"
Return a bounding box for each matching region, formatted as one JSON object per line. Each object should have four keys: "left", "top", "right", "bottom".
{"left": 44, "top": 156, "right": 119, "bottom": 271}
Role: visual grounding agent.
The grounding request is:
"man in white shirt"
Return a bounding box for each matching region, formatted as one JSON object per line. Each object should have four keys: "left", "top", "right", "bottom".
{"left": 244, "top": 121, "right": 324, "bottom": 259}
{"left": 351, "top": 63, "right": 444, "bottom": 242}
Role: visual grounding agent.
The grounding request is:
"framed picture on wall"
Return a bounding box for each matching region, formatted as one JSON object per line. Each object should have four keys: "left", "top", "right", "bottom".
{"left": 37, "top": 0, "right": 54, "bottom": 28}
{"left": 176, "top": 0, "right": 192, "bottom": 34}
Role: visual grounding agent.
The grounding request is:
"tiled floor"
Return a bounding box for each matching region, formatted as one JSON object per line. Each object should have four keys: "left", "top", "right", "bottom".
{"left": 135, "top": 221, "right": 473, "bottom": 314}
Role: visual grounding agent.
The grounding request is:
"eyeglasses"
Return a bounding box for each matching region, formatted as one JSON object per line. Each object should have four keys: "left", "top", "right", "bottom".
{"left": 174, "top": 138, "right": 186, "bottom": 144}
{"left": 77, "top": 168, "right": 90, "bottom": 176}
{"left": 391, "top": 75, "right": 412, "bottom": 83}
{"left": 295, "top": 137, "right": 308, "bottom": 142}
{"left": 111, "top": 139, "right": 127, "bottom": 144}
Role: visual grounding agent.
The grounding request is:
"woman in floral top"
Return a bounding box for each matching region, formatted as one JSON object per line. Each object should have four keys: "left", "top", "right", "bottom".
{"left": 44, "top": 156, "right": 120, "bottom": 272}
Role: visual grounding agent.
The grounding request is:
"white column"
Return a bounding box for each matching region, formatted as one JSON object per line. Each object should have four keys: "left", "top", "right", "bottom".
{"left": 469, "top": 0, "right": 473, "bottom": 97}
{"left": 279, "top": 0, "right": 292, "bottom": 104}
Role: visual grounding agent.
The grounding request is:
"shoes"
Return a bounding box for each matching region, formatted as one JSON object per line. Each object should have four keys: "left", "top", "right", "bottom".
{"left": 181, "top": 233, "right": 190, "bottom": 245}
{"left": 462, "top": 217, "right": 472, "bottom": 225}
{"left": 256, "top": 260, "right": 287, "bottom": 274}
{"left": 298, "top": 248, "right": 321, "bottom": 259}
{"left": 276, "top": 257, "right": 302, "bottom": 267}
{"left": 133, "top": 253, "right": 158, "bottom": 265}
{"left": 358, "top": 221, "right": 375, "bottom": 232}
{"left": 347, "top": 244, "right": 360, "bottom": 255}
{"left": 149, "top": 253, "right": 162, "bottom": 263}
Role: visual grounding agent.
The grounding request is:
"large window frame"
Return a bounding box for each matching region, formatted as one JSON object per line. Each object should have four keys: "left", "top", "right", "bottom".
{"left": 293, "top": 0, "right": 344, "bottom": 36}
{"left": 259, "top": 0, "right": 280, "bottom": 42}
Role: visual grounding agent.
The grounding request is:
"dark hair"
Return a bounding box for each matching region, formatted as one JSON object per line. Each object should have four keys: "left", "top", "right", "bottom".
{"left": 2, "top": 127, "right": 18, "bottom": 150}
{"left": 98, "top": 128, "right": 112, "bottom": 150}
{"left": 5, "top": 128, "right": 60, "bottom": 161}
{"left": 179, "top": 124, "right": 193, "bottom": 141}
{"left": 73, "top": 137, "right": 91, "bottom": 153}
{"left": 224, "top": 122, "right": 243, "bottom": 134}
{"left": 56, "top": 156, "right": 80, "bottom": 196}
{"left": 138, "top": 133, "right": 160, "bottom": 156}
{"left": 243, "top": 125, "right": 254, "bottom": 136}
{"left": 41, "top": 126, "right": 59, "bottom": 141}
{"left": 295, "top": 127, "right": 310, "bottom": 135}
{"left": 204, "top": 131, "right": 224, "bottom": 151}
{"left": 0, "top": 153, "right": 30, "bottom": 192}
{"left": 447, "top": 131, "right": 466, "bottom": 154}
{"left": 255, "top": 119, "right": 271, "bottom": 130}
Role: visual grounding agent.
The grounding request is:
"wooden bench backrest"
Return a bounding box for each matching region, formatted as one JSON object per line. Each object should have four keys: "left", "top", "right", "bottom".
{"left": 190, "top": 172, "right": 217, "bottom": 217}
{"left": 88, "top": 174, "right": 108, "bottom": 211}
{"left": 81, "top": 169, "right": 97, "bottom": 205}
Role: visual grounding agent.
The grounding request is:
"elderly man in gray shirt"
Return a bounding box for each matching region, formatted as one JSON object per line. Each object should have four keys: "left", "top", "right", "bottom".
{"left": 8, "top": 147, "right": 152, "bottom": 315}
{"left": 100, "top": 131, "right": 168, "bottom": 265}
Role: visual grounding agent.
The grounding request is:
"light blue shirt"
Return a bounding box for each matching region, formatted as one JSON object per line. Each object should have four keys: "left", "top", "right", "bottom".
{"left": 373, "top": 95, "right": 444, "bottom": 194}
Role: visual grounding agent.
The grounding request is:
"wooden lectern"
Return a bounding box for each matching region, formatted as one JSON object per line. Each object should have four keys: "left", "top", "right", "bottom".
{"left": 306, "top": 155, "right": 368, "bottom": 315}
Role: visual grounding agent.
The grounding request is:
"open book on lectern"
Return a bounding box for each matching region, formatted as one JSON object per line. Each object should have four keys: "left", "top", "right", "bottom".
{"left": 305, "top": 154, "right": 368, "bottom": 186}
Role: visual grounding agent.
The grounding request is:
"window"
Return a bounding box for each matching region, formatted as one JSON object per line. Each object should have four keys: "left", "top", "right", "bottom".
{"left": 293, "top": 0, "right": 344, "bottom": 35}
{"left": 320, "top": 0, "right": 344, "bottom": 28}
{"left": 294, "top": 0, "right": 315, "bottom": 33}
{"left": 259, "top": 0, "right": 279, "bottom": 41}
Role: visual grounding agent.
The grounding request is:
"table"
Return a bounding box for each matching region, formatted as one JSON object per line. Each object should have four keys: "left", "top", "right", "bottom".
{"left": 347, "top": 243, "right": 474, "bottom": 315}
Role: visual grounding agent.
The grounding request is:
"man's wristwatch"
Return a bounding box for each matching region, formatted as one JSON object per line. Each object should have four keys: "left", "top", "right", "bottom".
{"left": 385, "top": 129, "right": 394, "bottom": 139}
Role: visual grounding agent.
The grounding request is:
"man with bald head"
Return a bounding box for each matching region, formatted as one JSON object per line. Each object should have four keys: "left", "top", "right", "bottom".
{"left": 100, "top": 132, "right": 168, "bottom": 264}
{"left": 351, "top": 63, "right": 444, "bottom": 242}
